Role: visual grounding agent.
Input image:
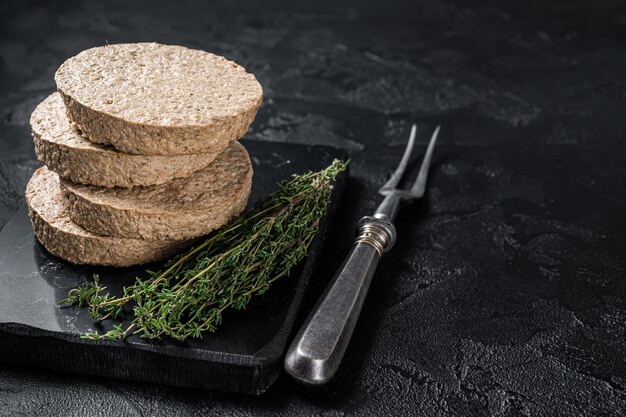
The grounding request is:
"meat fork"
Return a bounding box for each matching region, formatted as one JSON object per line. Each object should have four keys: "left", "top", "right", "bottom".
{"left": 284, "top": 124, "right": 441, "bottom": 384}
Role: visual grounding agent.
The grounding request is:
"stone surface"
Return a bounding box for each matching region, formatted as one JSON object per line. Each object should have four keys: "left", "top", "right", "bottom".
{"left": 0, "top": 0, "right": 625, "bottom": 415}
{"left": 0, "top": 140, "right": 347, "bottom": 394}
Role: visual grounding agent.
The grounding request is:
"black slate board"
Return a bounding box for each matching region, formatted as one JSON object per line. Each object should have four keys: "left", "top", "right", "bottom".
{"left": 0, "top": 140, "right": 347, "bottom": 395}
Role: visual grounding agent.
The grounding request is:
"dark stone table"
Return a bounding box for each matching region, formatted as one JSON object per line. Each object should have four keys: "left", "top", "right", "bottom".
{"left": 0, "top": 0, "right": 624, "bottom": 415}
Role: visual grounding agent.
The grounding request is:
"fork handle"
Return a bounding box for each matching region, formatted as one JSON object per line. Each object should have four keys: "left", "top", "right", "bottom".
{"left": 284, "top": 217, "right": 395, "bottom": 384}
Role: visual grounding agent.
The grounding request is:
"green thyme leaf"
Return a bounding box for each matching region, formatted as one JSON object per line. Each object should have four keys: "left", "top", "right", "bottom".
{"left": 67, "top": 159, "right": 348, "bottom": 341}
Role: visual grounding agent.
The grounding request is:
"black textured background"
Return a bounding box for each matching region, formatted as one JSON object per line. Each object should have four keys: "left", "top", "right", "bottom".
{"left": 1, "top": 0, "right": 625, "bottom": 416}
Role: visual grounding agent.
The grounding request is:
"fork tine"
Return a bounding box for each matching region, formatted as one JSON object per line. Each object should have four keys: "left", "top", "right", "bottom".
{"left": 409, "top": 125, "right": 440, "bottom": 197}
{"left": 380, "top": 124, "right": 417, "bottom": 193}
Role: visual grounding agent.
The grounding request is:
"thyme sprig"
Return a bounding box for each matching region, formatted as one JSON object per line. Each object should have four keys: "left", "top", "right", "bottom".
{"left": 60, "top": 159, "right": 348, "bottom": 341}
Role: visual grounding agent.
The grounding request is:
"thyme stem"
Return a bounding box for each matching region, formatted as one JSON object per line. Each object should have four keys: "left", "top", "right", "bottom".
{"left": 61, "top": 160, "right": 347, "bottom": 341}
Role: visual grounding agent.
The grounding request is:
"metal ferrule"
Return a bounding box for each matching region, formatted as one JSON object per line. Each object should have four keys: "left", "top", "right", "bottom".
{"left": 355, "top": 216, "right": 397, "bottom": 256}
